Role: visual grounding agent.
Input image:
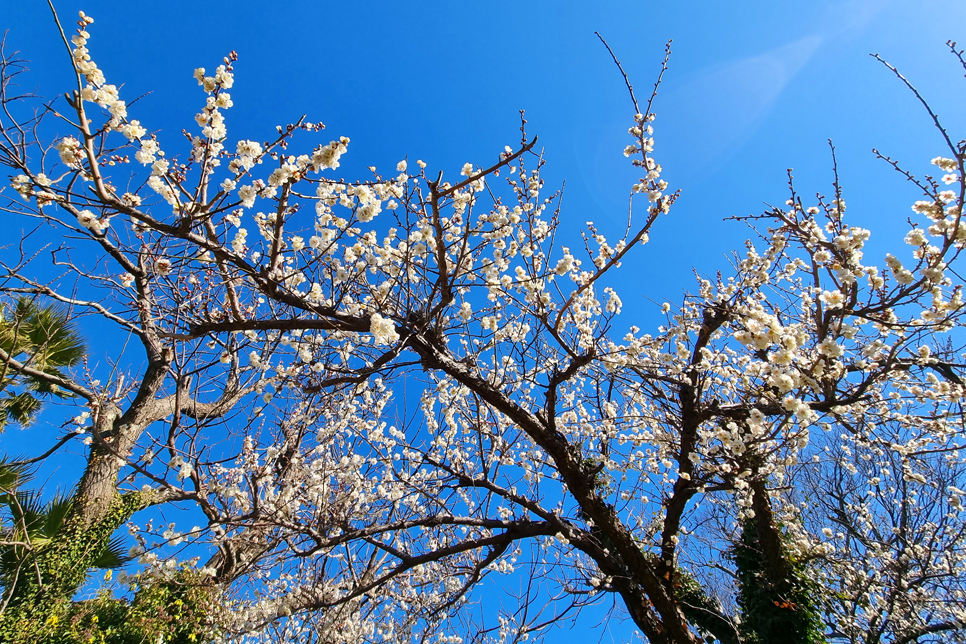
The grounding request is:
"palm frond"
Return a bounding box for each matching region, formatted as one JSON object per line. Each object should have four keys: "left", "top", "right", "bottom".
{"left": 22, "top": 301, "right": 86, "bottom": 371}
{"left": 0, "top": 459, "right": 31, "bottom": 494}
{"left": 90, "top": 534, "right": 131, "bottom": 570}
{"left": 42, "top": 492, "right": 74, "bottom": 538}
{"left": 0, "top": 393, "right": 43, "bottom": 428}
{"left": 10, "top": 489, "right": 49, "bottom": 535}
{"left": 0, "top": 299, "right": 88, "bottom": 431}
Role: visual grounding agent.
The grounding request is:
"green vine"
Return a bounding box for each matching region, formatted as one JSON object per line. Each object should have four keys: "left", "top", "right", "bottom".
{"left": 56, "top": 567, "right": 221, "bottom": 644}
{"left": 730, "top": 519, "right": 826, "bottom": 644}
{"left": 0, "top": 490, "right": 145, "bottom": 643}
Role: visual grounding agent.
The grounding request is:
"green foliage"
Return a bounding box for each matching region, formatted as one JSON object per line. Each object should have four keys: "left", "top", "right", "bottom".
{"left": 53, "top": 568, "right": 222, "bottom": 644}
{"left": 730, "top": 519, "right": 825, "bottom": 644}
{"left": 0, "top": 489, "right": 147, "bottom": 643}
{"left": 0, "top": 463, "right": 131, "bottom": 611}
{"left": 0, "top": 298, "right": 86, "bottom": 430}
{"left": 0, "top": 466, "right": 145, "bottom": 643}
{"left": 0, "top": 458, "right": 30, "bottom": 502}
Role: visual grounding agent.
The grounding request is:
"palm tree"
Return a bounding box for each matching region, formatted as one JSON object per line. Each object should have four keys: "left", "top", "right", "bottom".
{"left": 0, "top": 298, "right": 87, "bottom": 430}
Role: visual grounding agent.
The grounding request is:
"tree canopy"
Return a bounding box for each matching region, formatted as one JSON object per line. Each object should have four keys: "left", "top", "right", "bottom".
{"left": 1, "top": 7, "right": 966, "bottom": 644}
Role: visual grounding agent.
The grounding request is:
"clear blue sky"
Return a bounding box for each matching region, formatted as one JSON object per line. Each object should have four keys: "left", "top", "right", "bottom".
{"left": 7, "top": 0, "right": 966, "bottom": 318}
{"left": 4, "top": 1, "right": 966, "bottom": 641}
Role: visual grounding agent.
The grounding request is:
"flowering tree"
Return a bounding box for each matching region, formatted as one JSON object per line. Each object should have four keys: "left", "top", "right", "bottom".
{"left": 1, "top": 8, "right": 966, "bottom": 644}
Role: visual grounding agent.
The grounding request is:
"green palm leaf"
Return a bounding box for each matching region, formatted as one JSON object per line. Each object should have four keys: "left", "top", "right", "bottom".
{"left": 0, "top": 298, "right": 87, "bottom": 430}
{"left": 22, "top": 303, "right": 86, "bottom": 372}
{"left": 10, "top": 489, "right": 51, "bottom": 537}
{"left": 0, "top": 393, "right": 43, "bottom": 428}
{"left": 90, "top": 535, "right": 131, "bottom": 570}
{"left": 0, "top": 461, "right": 29, "bottom": 497}
{"left": 41, "top": 492, "right": 73, "bottom": 538}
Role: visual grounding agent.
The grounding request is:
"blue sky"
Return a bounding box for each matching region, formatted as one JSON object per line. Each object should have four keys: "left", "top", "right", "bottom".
{"left": 4, "top": 0, "right": 966, "bottom": 640}
{"left": 7, "top": 0, "right": 966, "bottom": 318}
